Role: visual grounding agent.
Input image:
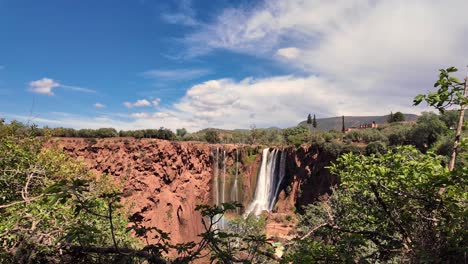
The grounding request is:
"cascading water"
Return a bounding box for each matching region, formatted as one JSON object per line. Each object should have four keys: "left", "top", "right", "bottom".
{"left": 269, "top": 150, "right": 286, "bottom": 210}
{"left": 212, "top": 147, "right": 229, "bottom": 229}
{"left": 230, "top": 148, "right": 239, "bottom": 203}
{"left": 230, "top": 148, "right": 240, "bottom": 214}
{"left": 222, "top": 150, "right": 226, "bottom": 207}
{"left": 245, "top": 148, "right": 286, "bottom": 216}
{"left": 213, "top": 147, "right": 220, "bottom": 207}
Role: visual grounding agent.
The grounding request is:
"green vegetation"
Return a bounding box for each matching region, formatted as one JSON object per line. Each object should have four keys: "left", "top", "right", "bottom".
{"left": 285, "top": 146, "right": 467, "bottom": 262}
{"left": 387, "top": 111, "right": 406, "bottom": 123}
{"left": 176, "top": 128, "right": 187, "bottom": 138}
{"left": 0, "top": 130, "right": 137, "bottom": 263}
{"left": 205, "top": 129, "right": 220, "bottom": 143}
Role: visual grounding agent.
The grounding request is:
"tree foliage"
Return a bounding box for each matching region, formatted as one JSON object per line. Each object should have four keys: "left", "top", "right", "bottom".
{"left": 285, "top": 146, "right": 467, "bottom": 263}
{"left": 205, "top": 129, "right": 221, "bottom": 144}
{"left": 387, "top": 111, "right": 405, "bottom": 123}
{"left": 0, "top": 132, "right": 136, "bottom": 263}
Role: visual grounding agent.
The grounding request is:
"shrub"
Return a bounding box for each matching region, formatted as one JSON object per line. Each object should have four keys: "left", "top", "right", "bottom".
{"left": 205, "top": 130, "right": 220, "bottom": 143}
{"left": 365, "top": 141, "right": 387, "bottom": 155}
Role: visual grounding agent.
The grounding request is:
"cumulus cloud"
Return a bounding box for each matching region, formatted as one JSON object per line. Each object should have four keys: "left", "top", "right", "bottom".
{"left": 28, "top": 78, "right": 96, "bottom": 95}
{"left": 94, "top": 103, "right": 106, "bottom": 108}
{"left": 134, "top": 99, "right": 151, "bottom": 107}
{"left": 180, "top": 0, "right": 468, "bottom": 122}
{"left": 28, "top": 78, "right": 60, "bottom": 95}
{"left": 123, "top": 99, "right": 152, "bottom": 108}
{"left": 123, "top": 98, "right": 161, "bottom": 108}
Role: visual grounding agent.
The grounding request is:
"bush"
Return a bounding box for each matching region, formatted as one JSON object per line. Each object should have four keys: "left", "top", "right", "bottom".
{"left": 344, "top": 129, "right": 387, "bottom": 143}
{"left": 408, "top": 112, "right": 448, "bottom": 151}
{"left": 321, "top": 142, "right": 343, "bottom": 158}
{"left": 205, "top": 130, "right": 220, "bottom": 143}
{"left": 283, "top": 126, "right": 310, "bottom": 146}
{"left": 365, "top": 141, "right": 387, "bottom": 155}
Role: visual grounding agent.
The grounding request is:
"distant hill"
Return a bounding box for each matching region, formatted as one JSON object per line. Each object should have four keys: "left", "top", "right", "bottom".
{"left": 298, "top": 114, "right": 419, "bottom": 131}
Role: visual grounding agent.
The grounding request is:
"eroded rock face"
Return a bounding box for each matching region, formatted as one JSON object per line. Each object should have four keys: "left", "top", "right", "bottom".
{"left": 55, "top": 138, "right": 220, "bottom": 244}
{"left": 52, "top": 138, "right": 337, "bottom": 244}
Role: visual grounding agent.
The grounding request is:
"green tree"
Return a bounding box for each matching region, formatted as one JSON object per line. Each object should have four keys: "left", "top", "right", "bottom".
{"left": 205, "top": 130, "right": 220, "bottom": 144}
{"left": 176, "top": 128, "right": 187, "bottom": 138}
{"left": 440, "top": 110, "right": 461, "bottom": 129}
{"left": 388, "top": 111, "right": 405, "bottom": 123}
{"left": 409, "top": 112, "right": 447, "bottom": 151}
{"left": 392, "top": 111, "right": 405, "bottom": 122}
{"left": 285, "top": 146, "right": 467, "bottom": 262}
{"left": 283, "top": 126, "right": 310, "bottom": 147}
{"left": 248, "top": 124, "right": 265, "bottom": 144}
{"left": 0, "top": 132, "right": 136, "bottom": 263}
{"left": 387, "top": 111, "right": 394, "bottom": 123}
{"left": 414, "top": 66, "right": 468, "bottom": 170}
{"left": 312, "top": 114, "right": 317, "bottom": 129}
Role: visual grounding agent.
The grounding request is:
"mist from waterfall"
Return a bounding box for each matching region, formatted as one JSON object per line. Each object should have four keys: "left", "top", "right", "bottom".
{"left": 244, "top": 148, "right": 286, "bottom": 216}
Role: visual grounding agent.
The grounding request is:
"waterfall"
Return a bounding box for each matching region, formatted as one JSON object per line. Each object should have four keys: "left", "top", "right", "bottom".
{"left": 213, "top": 147, "right": 220, "bottom": 207}
{"left": 230, "top": 148, "right": 239, "bottom": 203}
{"left": 269, "top": 150, "right": 286, "bottom": 211}
{"left": 245, "top": 148, "right": 286, "bottom": 216}
{"left": 212, "top": 147, "right": 228, "bottom": 229}
{"left": 222, "top": 150, "right": 226, "bottom": 206}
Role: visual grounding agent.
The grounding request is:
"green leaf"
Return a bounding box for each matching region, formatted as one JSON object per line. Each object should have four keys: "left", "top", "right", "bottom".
{"left": 413, "top": 94, "right": 424, "bottom": 105}
{"left": 449, "top": 76, "right": 463, "bottom": 85}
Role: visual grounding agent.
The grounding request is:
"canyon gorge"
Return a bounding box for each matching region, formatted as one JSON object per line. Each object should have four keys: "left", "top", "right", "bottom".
{"left": 51, "top": 137, "right": 338, "bottom": 245}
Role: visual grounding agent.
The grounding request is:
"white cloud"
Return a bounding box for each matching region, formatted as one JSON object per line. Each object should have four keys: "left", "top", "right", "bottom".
{"left": 10, "top": 73, "right": 424, "bottom": 132}
{"left": 152, "top": 98, "right": 161, "bottom": 106}
{"left": 123, "top": 99, "right": 153, "bottom": 108}
{"left": 180, "top": 0, "right": 468, "bottom": 119}
{"left": 28, "top": 78, "right": 60, "bottom": 95}
{"left": 94, "top": 103, "right": 106, "bottom": 108}
{"left": 130, "top": 111, "right": 171, "bottom": 119}
{"left": 134, "top": 99, "right": 151, "bottom": 107}
{"left": 276, "top": 47, "right": 300, "bottom": 59}
{"left": 28, "top": 78, "right": 96, "bottom": 95}
{"left": 141, "top": 68, "right": 212, "bottom": 81}
{"left": 131, "top": 112, "right": 150, "bottom": 119}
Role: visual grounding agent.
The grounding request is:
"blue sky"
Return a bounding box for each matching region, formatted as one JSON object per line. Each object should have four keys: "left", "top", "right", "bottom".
{"left": 1, "top": 0, "right": 468, "bottom": 131}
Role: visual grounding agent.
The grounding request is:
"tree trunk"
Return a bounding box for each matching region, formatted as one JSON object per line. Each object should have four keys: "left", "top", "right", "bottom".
{"left": 448, "top": 77, "right": 468, "bottom": 171}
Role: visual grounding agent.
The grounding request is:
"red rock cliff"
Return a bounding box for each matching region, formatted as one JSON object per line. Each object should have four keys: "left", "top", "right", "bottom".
{"left": 52, "top": 138, "right": 337, "bottom": 244}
